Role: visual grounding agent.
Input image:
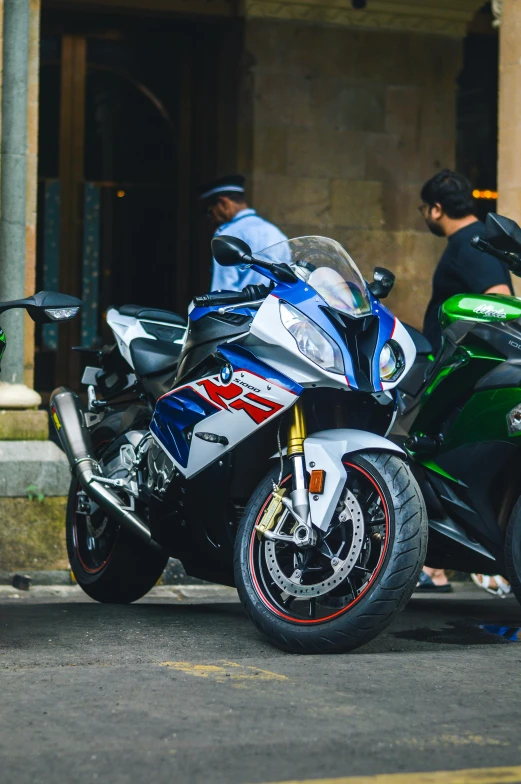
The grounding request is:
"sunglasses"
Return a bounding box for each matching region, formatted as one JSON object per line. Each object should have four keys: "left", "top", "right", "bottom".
{"left": 418, "top": 204, "right": 430, "bottom": 217}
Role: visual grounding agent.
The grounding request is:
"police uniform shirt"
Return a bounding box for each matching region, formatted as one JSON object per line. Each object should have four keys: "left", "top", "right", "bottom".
{"left": 423, "top": 220, "right": 514, "bottom": 353}
{"left": 211, "top": 208, "right": 288, "bottom": 292}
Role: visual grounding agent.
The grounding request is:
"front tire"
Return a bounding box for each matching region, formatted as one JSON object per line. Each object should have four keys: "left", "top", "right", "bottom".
{"left": 66, "top": 424, "right": 168, "bottom": 604}
{"left": 234, "top": 452, "right": 427, "bottom": 654}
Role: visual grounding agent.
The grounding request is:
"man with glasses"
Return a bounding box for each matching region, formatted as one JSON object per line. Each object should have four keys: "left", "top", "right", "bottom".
{"left": 416, "top": 169, "right": 513, "bottom": 595}
{"left": 200, "top": 174, "right": 287, "bottom": 292}
{"left": 420, "top": 169, "right": 513, "bottom": 354}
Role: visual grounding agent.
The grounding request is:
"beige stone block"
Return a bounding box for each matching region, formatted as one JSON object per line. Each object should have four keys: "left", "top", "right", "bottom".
{"left": 386, "top": 231, "right": 440, "bottom": 284}
{"left": 499, "top": 2, "right": 521, "bottom": 68}
{"left": 498, "top": 66, "right": 521, "bottom": 132}
{"left": 253, "top": 126, "right": 287, "bottom": 174}
{"left": 254, "top": 72, "right": 314, "bottom": 128}
{"left": 350, "top": 31, "right": 416, "bottom": 84}
{"left": 385, "top": 282, "right": 432, "bottom": 331}
{"left": 245, "top": 20, "right": 286, "bottom": 72}
{"left": 253, "top": 174, "right": 331, "bottom": 229}
{"left": 382, "top": 182, "right": 425, "bottom": 232}
{"left": 286, "top": 127, "right": 365, "bottom": 179}
{"left": 419, "top": 89, "right": 456, "bottom": 139}
{"left": 0, "top": 409, "right": 48, "bottom": 440}
{"left": 417, "top": 135, "right": 456, "bottom": 177}
{"left": 498, "top": 138, "right": 521, "bottom": 192}
{"left": 385, "top": 86, "right": 421, "bottom": 137}
{"left": 498, "top": 187, "right": 521, "bottom": 226}
{"left": 309, "top": 79, "right": 386, "bottom": 134}
{"left": 366, "top": 133, "right": 420, "bottom": 184}
{"left": 0, "top": 496, "right": 68, "bottom": 571}
{"left": 331, "top": 180, "right": 383, "bottom": 229}
{"left": 281, "top": 24, "right": 357, "bottom": 80}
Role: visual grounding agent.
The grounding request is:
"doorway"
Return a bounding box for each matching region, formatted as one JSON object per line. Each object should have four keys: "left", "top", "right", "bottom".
{"left": 36, "top": 10, "right": 241, "bottom": 391}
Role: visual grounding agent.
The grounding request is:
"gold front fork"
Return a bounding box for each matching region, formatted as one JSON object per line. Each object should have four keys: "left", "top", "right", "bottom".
{"left": 287, "top": 402, "right": 310, "bottom": 525}
{"left": 287, "top": 401, "right": 307, "bottom": 456}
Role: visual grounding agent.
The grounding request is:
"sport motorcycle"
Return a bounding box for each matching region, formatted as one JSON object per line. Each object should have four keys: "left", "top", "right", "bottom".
{"left": 396, "top": 212, "right": 521, "bottom": 606}
{"left": 51, "top": 234, "right": 427, "bottom": 654}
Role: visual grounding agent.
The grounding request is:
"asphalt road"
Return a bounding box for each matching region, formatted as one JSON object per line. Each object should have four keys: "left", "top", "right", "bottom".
{"left": 1, "top": 583, "right": 520, "bottom": 784}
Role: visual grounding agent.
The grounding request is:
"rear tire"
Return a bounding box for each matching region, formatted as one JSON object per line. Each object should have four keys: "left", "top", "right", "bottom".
{"left": 66, "top": 423, "right": 167, "bottom": 604}
{"left": 234, "top": 452, "right": 427, "bottom": 654}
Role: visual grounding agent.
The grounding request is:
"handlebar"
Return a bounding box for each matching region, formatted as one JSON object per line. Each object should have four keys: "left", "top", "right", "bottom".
{"left": 193, "top": 284, "right": 272, "bottom": 308}
{"left": 471, "top": 235, "right": 521, "bottom": 277}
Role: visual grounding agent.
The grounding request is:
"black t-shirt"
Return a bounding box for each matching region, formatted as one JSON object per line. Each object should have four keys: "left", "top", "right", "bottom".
{"left": 423, "top": 221, "right": 513, "bottom": 352}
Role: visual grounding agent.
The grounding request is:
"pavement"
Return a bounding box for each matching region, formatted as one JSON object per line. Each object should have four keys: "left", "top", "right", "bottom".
{"left": 1, "top": 583, "right": 520, "bottom": 784}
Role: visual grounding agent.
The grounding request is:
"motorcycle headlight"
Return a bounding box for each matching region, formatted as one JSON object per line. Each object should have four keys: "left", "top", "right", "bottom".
{"left": 280, "top": 302, "right": 344, "bottom": 375}
{"left": 379, "top": 340, "right": 405, "bottom": 382}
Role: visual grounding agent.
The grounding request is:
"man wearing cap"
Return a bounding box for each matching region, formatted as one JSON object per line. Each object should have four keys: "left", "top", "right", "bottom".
{"left": 200, "top": 175, "right": 288, "bottom": 291}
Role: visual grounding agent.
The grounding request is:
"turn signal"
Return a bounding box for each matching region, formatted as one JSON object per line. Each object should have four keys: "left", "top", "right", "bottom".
{"left": 309, "top": 469, "right": 326, "bottom": 494}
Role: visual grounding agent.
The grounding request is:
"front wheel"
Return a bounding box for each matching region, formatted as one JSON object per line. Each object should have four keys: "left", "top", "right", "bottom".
{"left": 234, "top": 452, "right": 427, "bottom": 654}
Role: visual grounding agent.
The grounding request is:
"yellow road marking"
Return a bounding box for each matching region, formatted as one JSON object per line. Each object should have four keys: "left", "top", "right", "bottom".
{"left": 259, "top": 766, "right": 521, "bottom": 784}
{"left": 159, "top": 660, "right": 287, "bottom": 685}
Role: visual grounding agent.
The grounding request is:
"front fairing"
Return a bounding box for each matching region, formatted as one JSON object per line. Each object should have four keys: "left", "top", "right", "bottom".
{"left": 263, "top": 276, "right": 413, "bottom": 393}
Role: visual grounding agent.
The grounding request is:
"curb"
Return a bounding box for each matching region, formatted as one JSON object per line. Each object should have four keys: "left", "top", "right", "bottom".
{"left": 0, "top": 559, "right": 208, "bottom": 587}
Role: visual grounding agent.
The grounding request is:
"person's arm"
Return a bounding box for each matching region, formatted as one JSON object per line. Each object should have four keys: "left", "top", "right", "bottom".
{"left": 484, "top": 283, "right": 512, "bottom": 296}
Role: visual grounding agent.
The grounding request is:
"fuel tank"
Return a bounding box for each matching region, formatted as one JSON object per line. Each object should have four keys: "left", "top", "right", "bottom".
{"left": 440, "top": 293, "right": 521, "bottom": 331}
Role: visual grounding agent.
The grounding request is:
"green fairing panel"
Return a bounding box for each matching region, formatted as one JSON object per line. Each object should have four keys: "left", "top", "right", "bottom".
{"left": 442, "top": 387, "right": 521, "bottom": 448}
{"left": 0, "top": 329, "right": 5, "bottom": 362}
{"left": 412, "top": 349, "right": 500, "bottom": 434}
{"left": 440, "top": 293, "right": 521, "bottom": 330}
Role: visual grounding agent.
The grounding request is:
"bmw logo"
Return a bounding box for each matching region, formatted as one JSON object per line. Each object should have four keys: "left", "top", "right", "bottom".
{"left": 220, "top": 364, "right": 233, "bottom": 384}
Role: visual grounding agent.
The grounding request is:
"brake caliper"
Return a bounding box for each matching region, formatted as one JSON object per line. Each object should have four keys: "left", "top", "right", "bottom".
{"left": 255, "top": 486, "right": 287, "bottom": 540}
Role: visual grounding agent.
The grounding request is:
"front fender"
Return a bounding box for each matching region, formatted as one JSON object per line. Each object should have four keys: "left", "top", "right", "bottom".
{"left": 304, "top": 429, "right": 405, "bottom": 531}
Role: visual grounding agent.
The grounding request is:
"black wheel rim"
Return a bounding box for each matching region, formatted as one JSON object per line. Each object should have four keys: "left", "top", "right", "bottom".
{"left": 73, "top": 489, "right": 119, "bottom": 574}
{"left": 249, "top": 462, "right": 390, "bottom": 625}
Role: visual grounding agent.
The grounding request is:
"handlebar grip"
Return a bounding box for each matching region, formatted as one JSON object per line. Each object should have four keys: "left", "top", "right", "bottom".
{"left": 193, "top": 284, "right": 271, "bottom": 308}
{"left": 471, "top": 235, "right": 521, "bottom": 277}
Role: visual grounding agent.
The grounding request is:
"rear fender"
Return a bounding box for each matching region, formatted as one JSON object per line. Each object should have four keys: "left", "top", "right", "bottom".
{"left": 304, "top": 429, "right": 405, "bottom": 531}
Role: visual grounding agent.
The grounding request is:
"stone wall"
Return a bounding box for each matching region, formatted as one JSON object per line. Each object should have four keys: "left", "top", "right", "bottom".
{"left": 239, "top": 19, "right": 463, "bottom": 328}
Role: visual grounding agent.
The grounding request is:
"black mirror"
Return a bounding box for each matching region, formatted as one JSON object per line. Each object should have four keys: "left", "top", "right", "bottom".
{"left": 369, "top": 267, "right": 395, "bottom": 299}
{"left": 211, "top": 235, "right": 253, "bottom": 267}
{"left": 0, "top": 291, "right": 82, "bottom": 323}
{"left": 484, "top": 213, "right": 521, "bottom": 253}
{"left": 211, "top": 234, "right": 298, "bottom": 283}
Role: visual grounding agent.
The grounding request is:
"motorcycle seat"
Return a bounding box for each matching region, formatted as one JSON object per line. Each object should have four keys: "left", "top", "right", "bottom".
{"left": 130, "top": 337, "right": 182, "bottom": 377}
{"left": 403, "top": 323, "right": 432, "bottom": 356}
{"left": 118, "top": 304, "right": 186, "bottom": 327}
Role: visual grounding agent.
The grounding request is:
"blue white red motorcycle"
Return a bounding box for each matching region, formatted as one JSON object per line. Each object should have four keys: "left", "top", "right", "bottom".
{"left": 51, "top": 234, "right": 426, "bottom": 654}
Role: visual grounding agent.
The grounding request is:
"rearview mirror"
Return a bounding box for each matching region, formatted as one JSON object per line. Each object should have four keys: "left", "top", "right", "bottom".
{"left": 211, "top": 234, "right": 298, "bottom": 283}
{"left": 212, "top": 235, "right": 253, "bottom": 267}
{"left": 0, "top": 291, "right": 82, "bottom": 323}
{"left": 484, "top": 213, "right": 521, "bottom": 253}
{"left": 369, "top": 267, "right": 395, "bottom": 299}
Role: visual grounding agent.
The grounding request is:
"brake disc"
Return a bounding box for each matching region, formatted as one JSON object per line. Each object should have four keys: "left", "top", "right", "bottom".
{"left": 264, "top": 489, "right": 365, "bottom": 598}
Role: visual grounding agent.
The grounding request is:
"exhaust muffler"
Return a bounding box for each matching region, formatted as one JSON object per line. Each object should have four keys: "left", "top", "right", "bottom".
{"left": 50, "top": 387, "right": 154, "bottom": 546}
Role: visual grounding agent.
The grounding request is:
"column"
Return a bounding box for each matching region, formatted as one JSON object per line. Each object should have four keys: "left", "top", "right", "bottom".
{"left": 0, "top": 0, "right": 40, "bottom": 408}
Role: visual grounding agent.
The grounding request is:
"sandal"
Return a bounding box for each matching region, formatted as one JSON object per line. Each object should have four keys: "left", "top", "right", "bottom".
{"left": 414, "top": 571, "right": 453, "bottom": 593}
{"left": 471, "top": 573, "right": 511, "bottom": 598}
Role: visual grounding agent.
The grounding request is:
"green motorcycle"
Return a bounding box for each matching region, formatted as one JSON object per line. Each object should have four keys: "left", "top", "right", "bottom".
{"left": 0, "top": 290, "right": 81, "bottom": 363}
{"left": 397, "top": 213, "right": 521, "bottom": 605}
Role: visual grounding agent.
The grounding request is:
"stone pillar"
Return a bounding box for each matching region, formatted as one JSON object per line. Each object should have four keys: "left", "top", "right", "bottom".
{"left": 0, "top": 0, "right": 40, "bottom": 408}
